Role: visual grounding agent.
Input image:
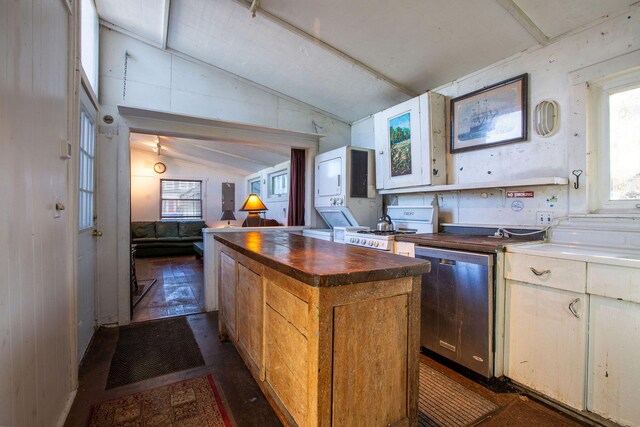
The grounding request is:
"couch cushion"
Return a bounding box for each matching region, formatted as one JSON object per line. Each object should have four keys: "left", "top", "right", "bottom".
{"left": 131, "top": 222, "right": 156, "bottom": 238}
{"left": 132, "top": 238, "right": 158, "bottom": 244}
{"left": 179, "top": 221, "right": 206, "bottom": 237}
{"left": 155, "top": 237, "right": 182, "bottom": 242}
{"left": 180, "top": 236, "right": 203, "bottom": 242}
{"left": 156, "top": 221, "right": 179, "bottom": 237}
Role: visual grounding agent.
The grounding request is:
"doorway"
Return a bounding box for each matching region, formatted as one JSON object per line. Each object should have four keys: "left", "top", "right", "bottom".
{"left": 129, "top": 134, "right": 206, "bottom": 322}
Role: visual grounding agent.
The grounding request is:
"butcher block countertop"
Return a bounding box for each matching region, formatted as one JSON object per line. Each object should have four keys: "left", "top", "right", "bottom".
{"left": 395, "top": 232, "right": 539, "bottom": 253}
{"left": 213, "top": 231, "right": 430, "bottom": 287}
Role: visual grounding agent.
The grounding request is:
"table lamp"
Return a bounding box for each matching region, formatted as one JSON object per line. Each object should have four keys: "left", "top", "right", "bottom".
{"left": 240, "top": 193, "right": 267, "bottom": 227}
{"left": 220, "top": 209, "right": 236, "bottom": 227}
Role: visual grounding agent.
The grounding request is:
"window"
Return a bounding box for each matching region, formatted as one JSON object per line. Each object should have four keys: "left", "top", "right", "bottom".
{"left": 160, "top": 179, "right": 203, "bottom": 219}
{"left": 591, "top": 68, "right": 640, "bottom": 212}
{"left": 268, "top": 169, "right": 288, "bottom": 198}
{"left": 249, "top": 177, "right": 261, "bottom": 195}
{"left": 78, "top": 106, "right": 96, "bottom": 230}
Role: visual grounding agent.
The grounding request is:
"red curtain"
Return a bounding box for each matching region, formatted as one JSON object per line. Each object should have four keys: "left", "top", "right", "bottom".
{"left": 287, "top": 148, "right": 305, "bottom": 226}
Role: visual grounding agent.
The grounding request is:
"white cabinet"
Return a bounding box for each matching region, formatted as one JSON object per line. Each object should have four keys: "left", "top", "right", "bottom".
{"left": 587, "top": 263, "right": 640, "bottom": 426}
{"left": 374, "top": 92, "right": 445, "bottom": 190}
{"left": 316, "top": 154, "right": 342, "bottom": 198}
{"left": 504, "top": 253, "right": 588, "bottom": 410}
{"left": 588, "top": 296, "right": 640, "bottom": 426}
{"left": 505, "top": 280, "right": 588, "bottom": 410}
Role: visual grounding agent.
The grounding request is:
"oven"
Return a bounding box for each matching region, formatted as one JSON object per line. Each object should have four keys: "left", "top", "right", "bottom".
{"left": 344, "top": 203, "right": 438, "bottom": 252}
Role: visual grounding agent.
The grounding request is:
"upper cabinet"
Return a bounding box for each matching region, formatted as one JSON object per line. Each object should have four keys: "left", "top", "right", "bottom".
{"left": 374, "top": 92, "right": 446, "bottom": 190}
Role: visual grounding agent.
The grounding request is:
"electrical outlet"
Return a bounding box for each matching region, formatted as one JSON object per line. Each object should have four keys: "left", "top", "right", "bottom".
{"left": 536, "top": 211, "right": 554, "bottom": 226}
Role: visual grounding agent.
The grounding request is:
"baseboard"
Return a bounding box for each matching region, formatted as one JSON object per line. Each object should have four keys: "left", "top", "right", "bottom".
{"left": 56, "top": 389, "right": 77, "bottom": 427}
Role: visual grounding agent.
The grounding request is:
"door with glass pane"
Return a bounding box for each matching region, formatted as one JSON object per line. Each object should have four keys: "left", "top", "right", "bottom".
{"left": 77, "top": 88, "right": 98, "bottom": 364}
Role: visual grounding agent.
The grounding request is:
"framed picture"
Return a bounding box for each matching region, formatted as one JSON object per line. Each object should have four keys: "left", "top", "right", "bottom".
{"left": 450, "top": 74, "right": 528, "bottom": 153}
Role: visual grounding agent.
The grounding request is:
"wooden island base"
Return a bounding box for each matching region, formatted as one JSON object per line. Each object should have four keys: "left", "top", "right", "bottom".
{"left": 214, "top": 232, "right": 429, "bottom": 427}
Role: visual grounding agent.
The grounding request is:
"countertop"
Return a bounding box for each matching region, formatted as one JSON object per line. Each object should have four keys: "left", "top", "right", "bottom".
{"left": 213, "top": 231, "right": 430, "bottom": 287}
{"left": 395, "top": 232, "right": 540, "bottom": 253}
{"left": 505, "top": 242, "right": 640, "bottom": 268}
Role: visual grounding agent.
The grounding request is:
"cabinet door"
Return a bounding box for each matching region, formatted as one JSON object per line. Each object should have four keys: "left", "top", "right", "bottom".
{"left": 220, "top": 252, "right": 237, "bottom": 340}
{"left": 264, "top": 282, "right": 309, "bottom": 426}
{"left": 316, "top": 155, "right": 342, "bottom": 197}
{"left": 374, "top": 97, "right": 425, "bottom": 189}
{"left": 237, "top": 263, "right": 263, "bottom": 374}
{"left": 505, "top": 280, "right": 587, "bottom": 410}
{"left": 588, "top": 296, "right": 640, "bottom": 426}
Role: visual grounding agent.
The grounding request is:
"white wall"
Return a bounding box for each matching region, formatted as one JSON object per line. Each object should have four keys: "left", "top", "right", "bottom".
{"left": 100, "top": 28, "right": 350, "bottom": 151}
{"left": 353, "top": 7, "right": 639, "bottom": 227}
{"left": 98, "top": 27, "right": 338, "bottom": 325}
{"left": 130, "top": 149, "right": 245, "bottom": 227}
{"left": 0, "top": 0, "right": 76, "bottom": 425}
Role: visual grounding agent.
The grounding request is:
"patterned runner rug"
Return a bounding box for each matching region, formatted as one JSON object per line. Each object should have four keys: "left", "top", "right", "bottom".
{"left": 419, "top": 363, "right": 499, "bottom": 427}
{"left": 89, "top": 375, "right": 232, "bottom": 427}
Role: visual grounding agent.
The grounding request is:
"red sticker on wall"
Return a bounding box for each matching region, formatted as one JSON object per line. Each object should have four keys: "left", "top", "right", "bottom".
{"left": 506, "top": 191, "right": 534, "bottom": 198}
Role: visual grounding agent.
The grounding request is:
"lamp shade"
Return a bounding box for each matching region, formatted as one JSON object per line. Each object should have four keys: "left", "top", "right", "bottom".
{"left": 220, "top": 210, "right": 236, "bottom": 221}
{"left": 239, "top": 194, "right": 267, "bottom": 212}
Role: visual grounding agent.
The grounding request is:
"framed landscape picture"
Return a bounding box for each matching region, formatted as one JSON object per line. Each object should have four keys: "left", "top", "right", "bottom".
{"left": 388, "top": 112, "right": 412, "bottom": 177}
{"left": 450, "top": 74, "right": 528, "bottom": 153}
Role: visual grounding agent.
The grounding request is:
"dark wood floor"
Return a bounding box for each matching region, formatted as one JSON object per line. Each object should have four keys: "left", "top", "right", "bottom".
{"left": 65, "top": 310, "right": 589, "bottom": 427}
{"left": 64, "top": 312, "right": 281, "bottom": 427}
{"left": 132, "top": 255, "right": 205, "bottom": 323}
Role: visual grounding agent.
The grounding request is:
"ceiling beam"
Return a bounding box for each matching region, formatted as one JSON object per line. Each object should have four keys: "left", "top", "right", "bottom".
{"left": 163, "top": 137, "right": 277, "bottom": 167}
{"left": 119, "top": 106, "right": 321, "bottom": 149}
{"left": 232, "top": 0, "right": 418, "bottom": 98}
{"left": 161, "top": 0, "right": 171, "bottom": 50}
{"left": 497, "top": 0, "right": 550, "bottom": 46}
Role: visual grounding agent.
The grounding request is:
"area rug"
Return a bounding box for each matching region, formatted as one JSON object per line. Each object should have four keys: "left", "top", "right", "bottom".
{"left": 89, "top": 374, "right": 232, "bottom": 427}
{"left": 106, "top": 317, "right": 205, "bottom": 389}
{"left": 132, "top": 278, "right": 157, "bottom": 308}
{"left": 419, "top": 363, "right": 499, "bottom": 427}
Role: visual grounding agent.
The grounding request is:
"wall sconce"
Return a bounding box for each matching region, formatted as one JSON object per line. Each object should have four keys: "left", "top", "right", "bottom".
{"left": 240, "top": 193, "right": 267, "bottom": 226}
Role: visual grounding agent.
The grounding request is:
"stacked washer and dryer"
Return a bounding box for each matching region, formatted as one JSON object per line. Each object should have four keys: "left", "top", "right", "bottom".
{"left": 303, "top": 146, "right": 379, "bottom": 242}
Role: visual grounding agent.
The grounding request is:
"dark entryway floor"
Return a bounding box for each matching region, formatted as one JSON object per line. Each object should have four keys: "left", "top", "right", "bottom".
{"left": 65, "top": 311, "right": 589, "bottom": 427}
{"left": 132, "top": 255, "right": 205, "bottom": 323}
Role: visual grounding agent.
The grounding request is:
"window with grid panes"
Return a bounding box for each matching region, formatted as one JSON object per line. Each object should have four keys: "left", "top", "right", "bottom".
{"left": 160, "top": 179, "right": 203, "bottom": 219}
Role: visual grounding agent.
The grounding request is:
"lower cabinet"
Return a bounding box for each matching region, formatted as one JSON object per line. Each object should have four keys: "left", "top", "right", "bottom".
{"left": 264, "top": 278, "right": 310, "bottom": 426}
{"left": 219, "top": 251, "right": 237, "bottom": 340}
{"left": 236, "top": 262, "right": 263, "bottom": 375}
{"left": 505, "top": 280, "right": 588, "bottom": 410}
{"left": 587, "top": 263, "right": 640, "bottom": 426}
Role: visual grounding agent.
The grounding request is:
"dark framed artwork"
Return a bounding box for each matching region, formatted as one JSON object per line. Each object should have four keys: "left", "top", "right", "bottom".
{"left": 450, "top": 74, "right": 528, "bottom": 153}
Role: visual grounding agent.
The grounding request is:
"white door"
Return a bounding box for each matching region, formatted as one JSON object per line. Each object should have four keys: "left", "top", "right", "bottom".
{"left": 505, "top": 280, "right": 588, "bottom": 410}
{"left": 316, "top": 156, "right": 342, "bottom": 197}
{"left": 77, "top": 88, "right": 98, "bottom": 364}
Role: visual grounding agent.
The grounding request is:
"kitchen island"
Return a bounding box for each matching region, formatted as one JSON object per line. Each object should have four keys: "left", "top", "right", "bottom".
{"left": 213, "top": 231, "right": 430, "bottom": 427}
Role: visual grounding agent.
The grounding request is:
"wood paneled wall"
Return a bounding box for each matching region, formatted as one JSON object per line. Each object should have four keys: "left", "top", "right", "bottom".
{"left": 0, "top": 0, "right": 76, "bottom": 425}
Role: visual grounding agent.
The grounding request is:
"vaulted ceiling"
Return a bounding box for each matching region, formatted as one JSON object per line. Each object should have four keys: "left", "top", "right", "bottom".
{"left": 98, "top": 0, "right": 632, "bottom": 170}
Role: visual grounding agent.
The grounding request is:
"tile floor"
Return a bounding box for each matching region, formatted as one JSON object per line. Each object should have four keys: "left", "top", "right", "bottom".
{"left": 65, "top": 312, "right": 592, "bottom": 427}
{"left": 132, "top": 255, "right": 205, "bottom": 322}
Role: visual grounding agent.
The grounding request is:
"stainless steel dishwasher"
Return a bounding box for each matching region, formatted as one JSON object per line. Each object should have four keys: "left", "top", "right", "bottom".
{"left": 415, "top": 246, "right": 494, "bottom": 378}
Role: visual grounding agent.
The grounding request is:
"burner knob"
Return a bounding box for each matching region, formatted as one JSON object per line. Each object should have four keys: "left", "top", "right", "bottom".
{"left": 374, "top": 241, "right": 379, "bottom": 247}
{"left": 368, "top": 241, "right": 373, "bottom": 246}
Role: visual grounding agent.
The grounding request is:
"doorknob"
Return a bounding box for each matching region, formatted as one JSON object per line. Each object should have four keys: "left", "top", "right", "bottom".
{"left": 92, "top": 230, "right": 103, "bottom": 237}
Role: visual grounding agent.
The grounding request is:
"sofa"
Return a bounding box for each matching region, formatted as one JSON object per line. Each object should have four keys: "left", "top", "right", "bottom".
{"left": 131, "top": 221, "right": 207, "bottom": 258}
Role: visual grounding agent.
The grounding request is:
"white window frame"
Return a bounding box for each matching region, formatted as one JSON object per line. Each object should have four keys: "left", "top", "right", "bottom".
{"left": 159, "top": 179, "right": 204, "bottom": 220}
{"left": 267, "top": 168, "right": 289, "bottom": 201}
{"left": 248, "top": 176, "right": 261, "bottom": 197}
{"left": 589, "top": 68, "right": 640, "bottom": 213}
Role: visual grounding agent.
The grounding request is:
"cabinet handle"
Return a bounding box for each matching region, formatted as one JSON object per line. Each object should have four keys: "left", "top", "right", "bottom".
{"left": 530, "top": 267, "right": 550, "bottom": 276}
{"left": 337, "top": 174, "right": 341, "bottom": 188}
{"left": 568, "top": 298, "right": 580, "bottom": 318}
